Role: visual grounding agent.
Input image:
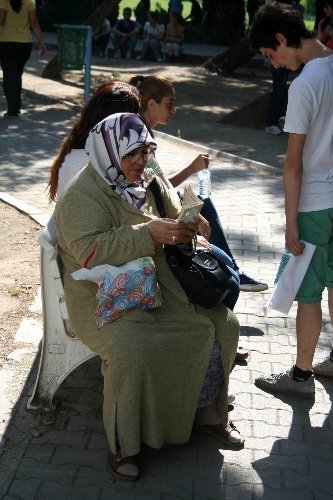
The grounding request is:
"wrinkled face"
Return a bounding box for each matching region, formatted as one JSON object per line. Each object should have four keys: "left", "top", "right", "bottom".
{"left": 151, "top": 94, "right": 176, "bottom": 125}
{"left": 260, "top": 34, "right": 302, "bottom": 71}
{"left": 121, "top": 145, "right": 153, "bottom": 182}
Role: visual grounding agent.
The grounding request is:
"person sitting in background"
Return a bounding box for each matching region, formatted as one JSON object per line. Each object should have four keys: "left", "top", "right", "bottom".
{"left": 92, "top": 18, "right": 111, "bottom": 57}
{"left": 136, "top": 10, "right": 165, "bottom": 62}
{"left": 107, "top": 6, "right": 119, "bottom": 30}
{"left": 54, "top": 112, "right": 245, "bottom": 481}
{"left": 48, "top": 80, "right": 140, "bottom": 201}
{"left": 164, "top": 11, "right": 185, "bottom": 62}
{"left": 168, "top": 0, "right": 183, "bottom": 14}
{"left": 111, "top": 7, "right": 139, "bottom": 59}
{"left": 318, "top": 0, "right": 333, "bottom": 48}
{"left": 184, "top": 0, "right": 202, "bottom": 25}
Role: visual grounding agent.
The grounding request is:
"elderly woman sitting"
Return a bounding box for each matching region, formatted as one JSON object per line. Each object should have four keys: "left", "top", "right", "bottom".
{"left": 54, "top": 113, "right": 244, "bottom": 481}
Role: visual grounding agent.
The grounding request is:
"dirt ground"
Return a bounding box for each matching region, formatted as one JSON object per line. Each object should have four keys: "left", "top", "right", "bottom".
{"left": 0, "top": 203, "right": 41, "bottom": 366}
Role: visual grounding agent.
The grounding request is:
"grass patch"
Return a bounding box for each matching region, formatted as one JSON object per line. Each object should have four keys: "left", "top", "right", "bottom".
{"left": 9, "top": 283, "right": 23, "bottom": 297}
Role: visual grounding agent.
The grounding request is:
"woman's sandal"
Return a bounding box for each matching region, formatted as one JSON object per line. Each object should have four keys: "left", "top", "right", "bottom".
{"left": 196, "top": 420, "right": 245, "bottom": 450}
{"left": 108, "top": 451, "right": 140, "bottom": 481}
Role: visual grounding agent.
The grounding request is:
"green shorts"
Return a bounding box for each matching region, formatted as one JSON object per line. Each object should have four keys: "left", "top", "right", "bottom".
{"left": 295, "top": 207, "right": 333, "bottom": 303}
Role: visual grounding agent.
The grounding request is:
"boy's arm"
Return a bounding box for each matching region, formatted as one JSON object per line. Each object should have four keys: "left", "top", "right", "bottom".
{"left": 283, "top": 132, "right": 306, "bottom": 256}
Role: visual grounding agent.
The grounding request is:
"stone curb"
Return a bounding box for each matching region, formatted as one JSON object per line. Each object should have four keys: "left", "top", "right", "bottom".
{"left": 154, "top": 130, "right": 283, "bottom": 176}
{"left": 0, "top": 193, "right": 49, "bottom": 227}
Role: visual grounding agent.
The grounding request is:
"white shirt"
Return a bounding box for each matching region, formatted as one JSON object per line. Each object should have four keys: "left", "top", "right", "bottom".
{"left": 284, "top": 55, "right": 333, "bottom": 212}
{"left": 143, "top": 22, "right": 165, "bottom": 40}
{"left": 57, "top": 149, "right": 88, "bottom": 198}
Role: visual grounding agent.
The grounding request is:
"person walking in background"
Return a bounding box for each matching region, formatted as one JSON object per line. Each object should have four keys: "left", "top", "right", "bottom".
{"left": 318, "top": 0, "right": 333, "bottom": 49}
{"left": 0, "top": 0, "right": 46, "bottom": 118}
{"left": 265, "top": 65, "right": 290, "bottom": 135}
{"left": 250, "top": 2, "right": 333, "bottom": 397}
{"left": 164, "top": 11, "right": 185, "bottom": 62}
{"left": 111, "top": 7, "right": 139, "bottom": 59}
{"left": 136, "top": 11, "right": 165, "bottom": 62}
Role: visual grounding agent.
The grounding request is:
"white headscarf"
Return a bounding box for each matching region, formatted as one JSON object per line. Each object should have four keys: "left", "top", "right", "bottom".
{"left": 85, "top": 113, "right": 156, "bottom": 211}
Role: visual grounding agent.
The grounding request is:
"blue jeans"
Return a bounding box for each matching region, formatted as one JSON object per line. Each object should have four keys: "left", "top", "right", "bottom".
{"left": 266, "top": 66, "right": 289, "bottom": 127}
{"left": 111, "top": 34, "right": 137, "bottom": 58}
{"left": 199, "top": 197, "right": 239, "bottom": 271}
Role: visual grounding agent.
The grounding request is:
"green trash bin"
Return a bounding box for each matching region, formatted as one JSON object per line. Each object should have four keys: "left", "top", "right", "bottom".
{"left": 57, "top": 25, "right": 87, "bottom": 70}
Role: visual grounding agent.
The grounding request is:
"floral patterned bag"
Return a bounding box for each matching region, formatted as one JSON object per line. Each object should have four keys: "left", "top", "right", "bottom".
{"left": 72, "top": 257, "right": 163, "bottom": 328}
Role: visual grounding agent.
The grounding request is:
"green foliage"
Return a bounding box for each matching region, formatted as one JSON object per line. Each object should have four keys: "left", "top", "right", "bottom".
{"left": 303, "top": 0, "right": 315, "bottom": 15}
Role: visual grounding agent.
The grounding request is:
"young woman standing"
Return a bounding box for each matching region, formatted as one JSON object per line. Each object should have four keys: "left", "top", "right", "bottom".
{"left": 0, "top": 0, "right": 46, "bottom": 118}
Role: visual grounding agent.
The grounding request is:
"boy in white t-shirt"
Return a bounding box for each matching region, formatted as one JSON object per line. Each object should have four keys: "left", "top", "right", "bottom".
{"left": 249, "top": 2, "right": 333, "bottom": 398}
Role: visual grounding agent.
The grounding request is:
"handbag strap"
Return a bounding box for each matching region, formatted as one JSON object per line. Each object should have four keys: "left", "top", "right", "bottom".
{"left": 149, "top": 178, "right": 167, "bottom": 218}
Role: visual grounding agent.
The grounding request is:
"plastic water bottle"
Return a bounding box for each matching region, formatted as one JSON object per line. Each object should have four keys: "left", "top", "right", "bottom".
{"left": 197, "top": 168, "right": 211, "bottom": 199}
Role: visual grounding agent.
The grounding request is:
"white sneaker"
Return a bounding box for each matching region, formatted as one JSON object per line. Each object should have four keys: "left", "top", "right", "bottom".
{"left": 136, "top": 54, "right": 143, "bottom": 60}
{"left": 255, "top": 367, "right": 315, "bottom": 399}
{"left": 157, "top": 57, "right": 163, "bottom": 62}
{"left": 265, "top": 125, "right": 283, "bottom": 135}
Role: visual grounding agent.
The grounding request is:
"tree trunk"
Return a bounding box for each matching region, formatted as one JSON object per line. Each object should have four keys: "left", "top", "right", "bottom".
{"left": 203, "top": 34, "right": 255, "bottom": 75}
{"left": 202, "top": 0, "right": 245, "bottom": 46}
{"left": 41, "top": 0, "right": 121, "bottom": 79}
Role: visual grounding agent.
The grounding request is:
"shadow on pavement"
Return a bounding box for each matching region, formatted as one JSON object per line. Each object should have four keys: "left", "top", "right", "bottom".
{"left": 252, "top": 387, "right": 333, "bottom": 498}
{"left": 0, "top": 354, "right": 247, "bottom": 498}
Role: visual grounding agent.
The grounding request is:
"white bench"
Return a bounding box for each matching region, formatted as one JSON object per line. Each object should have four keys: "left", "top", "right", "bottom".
{"left": 27, "top": 215, "right": 96, "bottom": 412}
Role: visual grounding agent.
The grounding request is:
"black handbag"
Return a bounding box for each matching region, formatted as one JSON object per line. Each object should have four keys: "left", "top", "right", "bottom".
{"left": 150, "top": 179, "right": 233, "bottom": 308}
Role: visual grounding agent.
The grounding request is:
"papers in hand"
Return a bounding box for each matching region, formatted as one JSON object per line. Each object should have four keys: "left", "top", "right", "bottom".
{"left": 177, "top": 185, "right": 204, "bottom": 223}
{"left": 267, "top": 240, "right": 316, "bottom": 315}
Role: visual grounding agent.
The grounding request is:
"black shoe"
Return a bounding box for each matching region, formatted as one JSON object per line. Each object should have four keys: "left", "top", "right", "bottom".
{"left": 238, "top": 272, "right": 268, "bottom": 292}
{"left": 3, "top": 112, "right": 19, "bottom": 119}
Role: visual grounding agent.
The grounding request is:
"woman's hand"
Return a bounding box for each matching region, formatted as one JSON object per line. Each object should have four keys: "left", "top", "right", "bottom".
{"left": 189, "top": 154, "right": 209, "bottom": 174}
{"left": 38, "top": 42, "right": 47, "bottom": 55}
{"left": 198, "top": 214, "right": 211, "bottom": 240}
{"left": 148, "top": 219, "right": 198, "bottom": 245}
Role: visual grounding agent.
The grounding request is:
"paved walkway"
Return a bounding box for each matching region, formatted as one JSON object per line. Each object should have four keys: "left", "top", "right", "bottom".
{"left": 0, "top": 51, "right": 332, "bottom": 499}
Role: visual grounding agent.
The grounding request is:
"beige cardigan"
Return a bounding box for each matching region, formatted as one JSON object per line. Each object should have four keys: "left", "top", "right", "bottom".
{"left": 54, "top": 163, "right": 239, "bottom": 457}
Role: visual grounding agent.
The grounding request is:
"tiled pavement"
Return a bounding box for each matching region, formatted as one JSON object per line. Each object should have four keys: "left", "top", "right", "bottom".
{"left": 0, "top": 50, "right": 332, "bottom": 500}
